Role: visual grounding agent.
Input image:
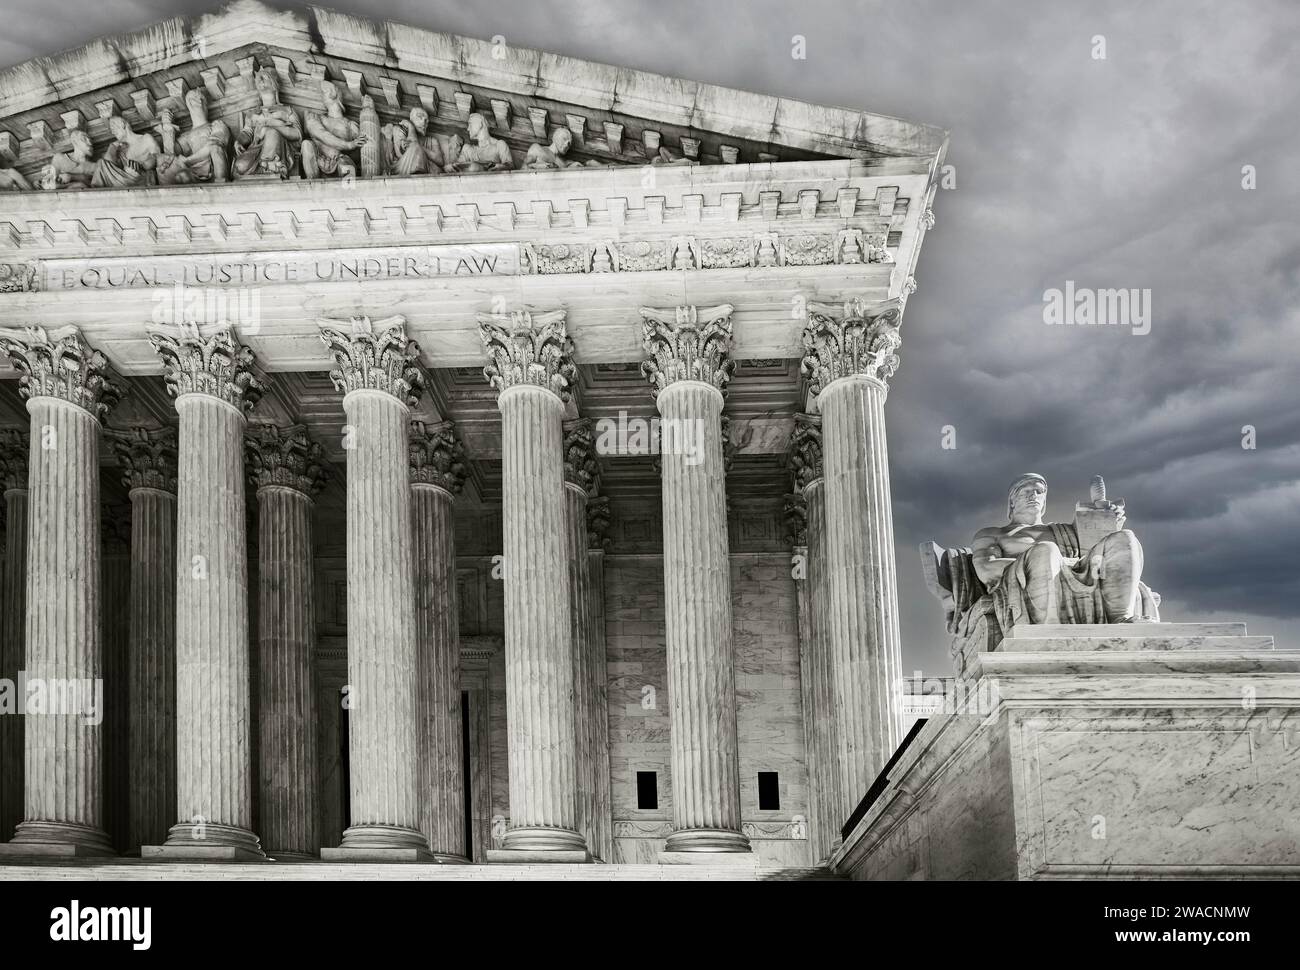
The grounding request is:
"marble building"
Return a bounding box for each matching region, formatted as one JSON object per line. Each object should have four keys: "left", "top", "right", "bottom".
{"left": 0, "top": 0, "right": 948, "bottom": 871}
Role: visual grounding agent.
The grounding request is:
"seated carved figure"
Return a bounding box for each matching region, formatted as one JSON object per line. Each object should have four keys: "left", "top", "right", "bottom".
{"left": 448, "top": 112, "right": 513, "bottom": 172}
{"left": 921, "top": 474, "right": 1161, "bottom": 676}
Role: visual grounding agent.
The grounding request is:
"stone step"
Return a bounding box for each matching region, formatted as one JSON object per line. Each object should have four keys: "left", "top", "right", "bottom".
{"left": 1009, "top": 622, "right": 1249, "bottom": 639}
{"left": 1000, "top": 635, "right": 1276, "bottom": 653}
{"left": 0, "top": 861, "right": 845, "bottom": 881}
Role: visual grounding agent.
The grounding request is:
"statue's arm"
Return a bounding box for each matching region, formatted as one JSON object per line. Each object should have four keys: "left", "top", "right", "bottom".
{"left": 971, "top": 530, "right": 1014, "bottom": 586}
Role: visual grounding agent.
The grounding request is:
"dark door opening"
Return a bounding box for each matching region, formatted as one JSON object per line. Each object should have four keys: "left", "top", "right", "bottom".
{"left": 461, "top": 690, "right": 472, "bottom": 860}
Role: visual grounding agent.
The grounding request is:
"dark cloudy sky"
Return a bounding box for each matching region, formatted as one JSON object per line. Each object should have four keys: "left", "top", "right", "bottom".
{"left": 4, "top": 0, "right": 1298, "bottom": 674}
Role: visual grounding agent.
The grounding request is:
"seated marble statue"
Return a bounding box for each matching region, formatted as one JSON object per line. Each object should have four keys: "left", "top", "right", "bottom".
{"left": 233, "top": 69, "right": 302, "bottom": 179}
{"left": 381, "top": 107, "right": 445, "bottom": 176}
{"left": 91, "top": 116, "right": 161, "bottom": 188}
{"left": 921, "top": 473, "right": 1161, "bottom": 674}
{"left": 155, "top": 89, "right": 232, "bottom": 185}
{"left": 448, "top": 112, "right": 513, "bottom": 172}
{"left": 41, "top": 130, "right": 98, "bottom": 190}
{"left": 302, "top": 79, "right": 366, "bottom": 180}
{"left": 524, "top": 127, "right": 598, "bottom": 170}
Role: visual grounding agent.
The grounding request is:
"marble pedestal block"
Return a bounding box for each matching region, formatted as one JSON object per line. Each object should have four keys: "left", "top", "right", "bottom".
{"left": 831, "top": 623, "right": 1300, "bottom": 880}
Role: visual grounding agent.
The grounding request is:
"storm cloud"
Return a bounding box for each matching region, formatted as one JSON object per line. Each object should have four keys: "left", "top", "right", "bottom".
{"left": 4, "top": 0, "right": 1297, "bottom": 673}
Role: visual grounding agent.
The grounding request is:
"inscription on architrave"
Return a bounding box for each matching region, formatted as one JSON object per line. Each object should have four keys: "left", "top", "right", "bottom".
{"left": 38, "top": 243, "right": 520, "bottom": 291}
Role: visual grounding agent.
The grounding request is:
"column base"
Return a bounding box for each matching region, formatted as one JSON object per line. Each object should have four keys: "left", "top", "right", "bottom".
{"left": 142, "top": 821, "right": 266, "bottom": 861}
{"left": 0, "top": 821, "right": 115, "bottom": 858}
{"left": 319, "top": 823, "right": 434, "bottom": 862}
{"left": 664, "top": 827, "right": 752, "bottom": 854}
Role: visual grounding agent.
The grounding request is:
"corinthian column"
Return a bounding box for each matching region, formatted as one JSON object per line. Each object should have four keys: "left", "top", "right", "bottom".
{"left": 477, "top": 309, "right": 586, "bottom": 860}
{"left": 0, "top": 326, "right": 121, "bottom": 856}
{"left": 111, "top": 428, "right": 178, "bottom": 856}
{"left": 562, "top": 418, "right": 600, "bottom": 858}
{"left": 586, "top": 495, "right": 613, "bottom": 863}
{"left": 409, "top": 420, "right": 467, "bottom": 862}
{"left": 318, "top": 315, "right": 431, "bottom": 861}
{"left": 640, "top": 304, "right": 749, "bottom": 857}
{"left": 0, "top": 430, "right": 29, "bottom": 845}
{"left": 246, "top": 424, "right": 327, "bottom": 860}
{"left": 788, "top": 414, "right": 840, "bottom": 860}
{"left": 144, "top": 322, "right": 265, "bottom": 860}
{"left": 801, "top": 300, "right": 904, "bottom": 818}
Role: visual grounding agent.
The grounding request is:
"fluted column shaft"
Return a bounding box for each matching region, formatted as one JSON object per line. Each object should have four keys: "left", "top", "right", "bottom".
{"left": 803, "top": 479, "right": 842, "bottom": 858}
{"left": 586, "top": 547, "right": 612, "bottom": 863}
{"left": 155, "top": 394, "right": 262, "bottom": 857}
{"left": 257, "top": 485, "right": 319, "bottom": 858}
{"left": 564, "top": 483, "right": 596, "bottom": 855}
{"left": 127, "top": 487, "right": 176, "bottom": 854}
{"left": 499, "top": 384, "right": 582, "bottom": 851}
{"left": 658, "top": 381, "right": 747, "bottom": 852}
{"left": 819, "top": 375, "right": 902, "bottom": 816}
{"left": 412, "top": 482, "right": 464, "bottom": 860}
{"left": 338, "top": 390, "right": 424, "bottom": 851}
{"left": 12, "top": 399, "right": 112, "bottom": 852}
{"left": 0, "top": 487, "right": 27, "bottom": 843}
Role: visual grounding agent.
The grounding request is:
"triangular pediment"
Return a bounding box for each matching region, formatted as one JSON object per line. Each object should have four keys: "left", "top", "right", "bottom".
{"left": 0, "top": 0, "right": 946, "bottom": 187}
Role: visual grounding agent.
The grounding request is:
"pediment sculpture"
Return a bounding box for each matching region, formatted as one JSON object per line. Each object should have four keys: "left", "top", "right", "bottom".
{"left": 921, "top": 474, "right": 1162, "bottom": 677}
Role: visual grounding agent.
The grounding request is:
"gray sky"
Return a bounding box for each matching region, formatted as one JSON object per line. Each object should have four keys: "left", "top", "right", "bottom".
{"left": 4, "top": 0, "right": 1298, "bottom": 673}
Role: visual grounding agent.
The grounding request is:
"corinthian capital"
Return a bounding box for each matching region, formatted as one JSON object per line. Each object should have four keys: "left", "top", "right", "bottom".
{"left": 148, "top": 321, "right": 264, "bottom": 413}
{"left": 586, "top": 494, "right": 611, "bottom": 551}
{"left": 788, "top": 413, "right": 823, "bottom": 489}
{"left": 639, "top": 304, "right": 735, "bottom": 396}
{"left": 476, "top": 309, "right": 576, "bottom": 402}
{"left": 110, "top": 427, "right": 179, "bottom": 493}
{"left": 0, "top": 429, "right": 29, "bottom": 491}
{"left": 563, "top": 418, "right": 600, "bottom": 495}
{"left": 318, "top": 315, "right": 426, "bottom": 408}
{"left": 800, "top": 298, "right": 902, "bottom": 396}
{"left": 245, "top": 423, "right": 329, "bottom": 497}
{"left": 0, "top": 326, "right": 123, "bottom": 419}
{"left": 409, "top": 420, "right": 466, "bottom": 494}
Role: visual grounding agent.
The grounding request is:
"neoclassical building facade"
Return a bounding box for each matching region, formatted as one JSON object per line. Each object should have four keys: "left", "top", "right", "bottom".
{"left": 0, "top": 1, "right": 946, "bottom": 869}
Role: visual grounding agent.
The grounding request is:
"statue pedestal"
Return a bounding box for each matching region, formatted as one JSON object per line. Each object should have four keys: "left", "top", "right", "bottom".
{"left": 832, "top": 623, "right": 1300, "bottom": 880}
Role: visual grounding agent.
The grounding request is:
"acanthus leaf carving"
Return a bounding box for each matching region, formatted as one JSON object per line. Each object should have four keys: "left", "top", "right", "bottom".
{"left": 800, "top": 298, "right": 903, "bottom": 396}
{"left": 147, "top": 320, "right": 264, "bottom": 412}
{"left": 244, "top": 423, "right": 328, "bottom": 496}
{"left": 788, "top": 412, "right": 824, "bottom": 489}
{"left": 562, "top": 417, "right": 600, "bottom": 495}
{"left": 317, "top": 314, "right": 426, "bottom": 408}
{"left": 476, "top": 309, "right": 576, "bottom": 402}
{"left": 0, "top": 428, "right": 29, "bottom": 491}
{"left": 0, "top": 325, "right": 123, "bottom": 419}
{"left": 110, "top": 426, "right": 179, "bottom": 493}
{"left": 639, "top": 303, "right": 736, "bottom": 397}
{"left": 409, "top": 419, "right": 467, "bottom": 494}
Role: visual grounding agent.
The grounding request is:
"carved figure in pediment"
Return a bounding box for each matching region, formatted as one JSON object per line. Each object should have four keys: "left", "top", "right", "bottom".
{"left": 524, "top": 126, "right": 596, "bottom": 170}
{"left": 41, "top": 130, "right": 97, "bottom": 190}
{"left": 156, "top": 88, "right": 232, "bottom": 185}
{"left": 650, "top": 145, "right": 691, "bottom": 167}
{"left": 0, "top": 167, "right": 31, "bottom": 191}
{"left": 87, "top": 116, "right": 162, "bottom": 188}
{"left": 448, "top": 112, "right": 513, "bottom": 173}
{"left": 302, "top": 79, "right": 366, "bottom": 180}
{"left": 381, "top": 106, "right": 446, "bottom": 176}
{"left": 233, "top": 68, "right": 302, "bottom": 179}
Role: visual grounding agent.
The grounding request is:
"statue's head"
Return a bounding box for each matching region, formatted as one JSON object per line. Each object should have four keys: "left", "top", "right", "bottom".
{"left": 184, "top": 87, "right": 207, "bottom": 117}
{"left": 466, "top": 112, "right": 487, "bottom": 139}
{"left": 108, "top": 116, "right": 131, "bottom": 141}
{"left": 320, "top": 79, "right": 341, "bottom": 108}
{"left": 1007, "top": 473, "right": 1047, "bottom": 524}
{"left": 69, "top": 129, "right": 93, "bottom": 157}
{"left": 254, "top": 68, "right": 280, "bottom": 102}
{"left": 410, "top": 107, "right": 429, "bottom": 132}
{"left": 552, "top": 127, "right": 573, "bottom": 154}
